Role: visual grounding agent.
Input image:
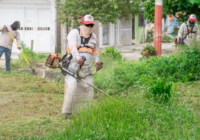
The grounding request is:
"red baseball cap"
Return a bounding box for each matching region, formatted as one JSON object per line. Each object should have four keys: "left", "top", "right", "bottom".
{"left": 81, "top": 15, "right": 95, "bottom": 25}
{"left": 189, "top": 14, "right": 196, "bottom": 21}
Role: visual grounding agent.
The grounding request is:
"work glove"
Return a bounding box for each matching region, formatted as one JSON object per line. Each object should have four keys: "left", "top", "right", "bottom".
{"left": 95, "top": 62, "right": 103, "bottom": 71}
{"left": 78, "top": 58, "right": 84, "bottom": 66}
{"left": 3, "top": 26, "right": 7, "bottom": 30}
{"left": 174, "top": 36, "right": 178, "bottom": 44}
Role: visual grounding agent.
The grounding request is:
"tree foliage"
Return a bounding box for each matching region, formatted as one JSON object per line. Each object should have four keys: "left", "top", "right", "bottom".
{"left": 57, "top": 0, "right": 145, "bottom": 27}
{"left": 144, "top": 0, "right": 200, "bottom": 23}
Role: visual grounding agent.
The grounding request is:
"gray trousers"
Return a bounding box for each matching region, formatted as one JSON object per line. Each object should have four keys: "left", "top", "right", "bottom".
{"left": 62, "top": 66, "right": 94, "bottom": 114}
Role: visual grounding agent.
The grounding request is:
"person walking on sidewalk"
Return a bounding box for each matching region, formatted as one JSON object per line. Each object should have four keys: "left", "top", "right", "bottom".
{"left": 177, "top": 14, "right": 199, "bottom": 45}
{"left": 62, "top": 15, "right": 103, "bottom": 119}
{"left": 0, "top": 21, "right": 21, "bottom": 71}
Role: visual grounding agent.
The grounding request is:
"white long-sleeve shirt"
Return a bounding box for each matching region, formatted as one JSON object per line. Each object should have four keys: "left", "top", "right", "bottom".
{"left": 67, "top": 27, "right": 99, "bottom": 65}
{"left": 0, "top": 25, "right": 21, "bottom": 50}
{"left": 178, "top": 21, "right": 199, "bottom": 45}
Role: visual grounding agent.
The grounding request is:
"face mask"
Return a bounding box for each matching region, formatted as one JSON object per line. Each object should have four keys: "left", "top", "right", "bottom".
{"left": 11, "top": 24, "right": 18, "bottom": 31}
{"left": 189, "top": 21, "right": 195, "bottom": 27}
{"left": 80, "top": 25, "right": 92, "bottom": 38}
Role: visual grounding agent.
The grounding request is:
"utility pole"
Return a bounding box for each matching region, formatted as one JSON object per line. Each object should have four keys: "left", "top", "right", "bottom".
{"left": 154, "top": 0, "right": 163, "bottom": 56}
{"left": 61, "top": 0, "right": 68, "bottom": 55}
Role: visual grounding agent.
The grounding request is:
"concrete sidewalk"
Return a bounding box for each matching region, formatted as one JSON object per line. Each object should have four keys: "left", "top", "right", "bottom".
{"left": 101, "top": 42, "right": 177, "bottom": 60}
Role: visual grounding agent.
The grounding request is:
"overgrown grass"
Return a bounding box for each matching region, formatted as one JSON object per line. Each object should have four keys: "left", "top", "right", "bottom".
{"left": 23, "top": 40, "right": 200, "bottom": 139}
{"left": 27, "top": 87, "right": 200, "bottom": 139}
{"left": 95, "top": 39, "right": 200, "bottom": 95}
{"left": 63, "top": 97, "right": 200, "bottom": 139}
{"left": 100, "top": 46, "right": 123, "bottom": 60}
{"left": 162, "top": 34, "right": 173, "bottom": 43}
{"left": 2, "top": 41, "right": 200, "bottom": 139}
{"left": 11, "top": 42, "right": 48, "bottom": 69}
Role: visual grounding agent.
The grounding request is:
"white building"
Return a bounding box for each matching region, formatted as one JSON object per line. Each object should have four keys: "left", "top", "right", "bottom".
{"left": 0, "top": 0, "right": 133, "bottom": 53}
{"left": 0, "top": 0, "right": 57, "bottom": 53}
{"left": 97, "top": 17, "right": 132, "bottom": 48}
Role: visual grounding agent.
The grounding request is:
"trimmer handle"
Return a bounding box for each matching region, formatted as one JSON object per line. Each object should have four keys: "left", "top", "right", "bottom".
{"left": 81, "top": 56, "right": 86, "bottom": 61}
{"left": 60, "top": 52, "right": 68, "bottom": 62}
{"left": 80, "top": 56, "right": 86, "bottom": 69}
{"left": 96, "top": 62, "right": 103, "bottom": 71}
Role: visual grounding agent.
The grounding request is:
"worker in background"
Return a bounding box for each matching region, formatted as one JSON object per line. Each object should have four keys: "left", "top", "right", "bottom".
{"left": 0, "top": 21, "right": 21, "bottom": 71}
{"left": 177, "top": 14, "right": 199, "bottom": 45}
{"left": 62, "top": 15, "right": 103, "bottom": 119}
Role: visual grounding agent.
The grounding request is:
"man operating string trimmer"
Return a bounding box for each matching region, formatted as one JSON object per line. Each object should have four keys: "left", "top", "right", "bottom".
{"left": 45, "top": 15, "right": 116, "bottom": 119}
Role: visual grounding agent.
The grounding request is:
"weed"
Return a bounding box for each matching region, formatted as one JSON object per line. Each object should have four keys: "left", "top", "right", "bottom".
{"left": 94, "top": 41, "right": 200, "bottom": 95}
{"left": 162, "top": 34, "right": 173, "bottom": 43}
{"left": 149, "top": 78, "right": 173, "bottom": 103}
{"left": 19, "top": 41, "right": 38, "bottom": 63}
{"left": 11, "top": 42, "right": 48, "bottom": 69}
{"left": 100, "top": 46, "right": 123, "bottom": 60}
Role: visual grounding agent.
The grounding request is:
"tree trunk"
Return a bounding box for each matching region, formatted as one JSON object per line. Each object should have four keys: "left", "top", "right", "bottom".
{"left": 61, "top": 0, "right": 68, "bottom": 55}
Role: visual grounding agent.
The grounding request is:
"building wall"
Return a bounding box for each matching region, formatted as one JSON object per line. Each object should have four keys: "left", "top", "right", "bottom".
{"left": 121, "top": 17, "right": 132, "bottom": 45}
{"left": 135, "top": 15, "right": 145, "bottom": 43}
{"left": 0, "top": 0, "right": 57, "bottom": 53}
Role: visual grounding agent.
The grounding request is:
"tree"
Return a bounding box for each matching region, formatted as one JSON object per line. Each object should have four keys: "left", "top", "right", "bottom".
{"left": 57, "top": 0, "right": 146, "bottom": 27}
{"left": 144, "top": 0, "right": 200, "bottom": 23}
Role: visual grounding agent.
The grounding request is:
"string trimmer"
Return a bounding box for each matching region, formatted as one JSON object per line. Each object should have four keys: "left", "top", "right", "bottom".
{"left": 45, "top": 53, "right": 116, "bottom": 101}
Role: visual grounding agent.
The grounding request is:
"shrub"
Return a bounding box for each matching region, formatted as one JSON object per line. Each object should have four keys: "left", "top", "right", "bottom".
{"left": 18, "top": 41, "right": 38, "bottom": 63}
{"left": 100, "top": 46, "right": 123, "bottom": 60}
{"left": 141, "top": 44, "right": 156, "bottom": 58}
{"left": 95, "top": 42, "right": 200, "bottom": 95}
{"left": 11, "top": 42, "right": 48, "bottom": 69}
{"left": 171, "top": 26, "right": 179, "bottom": 37}
{"left": 146, "top": 27, "right": 154, "bottom": 42}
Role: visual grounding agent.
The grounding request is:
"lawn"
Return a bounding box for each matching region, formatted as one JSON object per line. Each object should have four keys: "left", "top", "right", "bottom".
{"left": 1, "top": 70, "right": 200, "bottom": 139}
{"left": 0, "top": 71, "right": 65, "bottom": 139}
{"left": 1, "top": 42, "right": 200, "bottom": 139}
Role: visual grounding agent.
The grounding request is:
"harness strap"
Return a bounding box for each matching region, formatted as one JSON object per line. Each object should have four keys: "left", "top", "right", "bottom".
{"left": 185, "top": 22, "right": 196, "bottom": 40}
{"left": 76, "top": 27, "right": 92, "bottom": 49}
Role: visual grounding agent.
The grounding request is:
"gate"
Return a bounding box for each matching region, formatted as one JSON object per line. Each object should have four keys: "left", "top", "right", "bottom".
{"left": 0, "top": 2, "right": 51, "bottom": 53}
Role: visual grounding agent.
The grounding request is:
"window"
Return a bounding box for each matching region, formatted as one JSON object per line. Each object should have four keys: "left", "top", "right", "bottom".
{"left": 38, "top": 27, "right": 50, "bottom": 31}
{"left": 139, "top": 14, "right": 144, "bottom": 27}
{"left": 25, "top": 27, "right": 33, "bottom": 30}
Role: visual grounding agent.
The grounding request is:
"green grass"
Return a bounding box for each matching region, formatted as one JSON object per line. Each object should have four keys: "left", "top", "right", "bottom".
{"left": 0, "top": 70, "right": 66, "bottom": 140}
{"left": 162, "top": 34, "right": 173, "bottom": 43}
{"left": 10, "top": 41, "right": 49, "bottom": 70}
{"left": 24, "top": 81, "right": 200, "bottom": 139}
{"left": 1, "top": 42, "right": 200, "bottom": 139}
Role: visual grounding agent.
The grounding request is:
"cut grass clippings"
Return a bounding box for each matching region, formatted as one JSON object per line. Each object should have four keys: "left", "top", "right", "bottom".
{"left": 0, "top": 70, "right": 65, "bottom": 139}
